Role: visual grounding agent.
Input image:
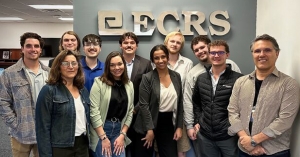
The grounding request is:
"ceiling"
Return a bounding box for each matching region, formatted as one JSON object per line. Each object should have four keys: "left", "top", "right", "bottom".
{"left": 0, "top": 0, "right": 73, "bottom": 23}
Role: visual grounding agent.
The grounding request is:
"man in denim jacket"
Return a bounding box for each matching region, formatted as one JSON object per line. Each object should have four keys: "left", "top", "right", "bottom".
{"left": 0, "top": 32, "right": 50, "bottom": 157}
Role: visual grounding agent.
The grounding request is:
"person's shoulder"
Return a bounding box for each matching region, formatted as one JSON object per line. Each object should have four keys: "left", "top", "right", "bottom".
{"left": 135, "top": 55, "right": 151, "bottom": 62}
{"left": 190, "top": 63, "right": 205, "bottom": 72}
{"left": 277, "top": 71, "right": 299, "bottom": 87}
{"left": 180, "top": 55, "right": 193, "bottom": 63}
{"left": 40, "top": 62, "right": 50, "bottom": 71}
{"left": 3, "top": 59, "right": 24, "bottom": 74}
{"left": 93, "top": 77, "right": 103, "bottom": 84}
{"left": 143, "top": 70, "right": 154, "bottom": 77}
{"left": 226, "top": 59, "right": 237, "bottom": 64}
{"left": 230, "top": 69, "right": 243, "bottom": 76}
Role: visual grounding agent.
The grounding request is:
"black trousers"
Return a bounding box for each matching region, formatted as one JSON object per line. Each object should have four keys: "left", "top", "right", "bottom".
{"left": 52, "top": 134, "right": 89, "bottom": 157}
{"left": 134, "top": 112, "right": 177, "bottom": 157}
{"left": 155, "top": 112, "right": 177, "bottom": 157}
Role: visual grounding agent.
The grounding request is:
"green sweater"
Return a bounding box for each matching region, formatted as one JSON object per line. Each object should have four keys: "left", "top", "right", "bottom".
{"left": 90, "top": 78, "right": 134, "bottom": 151}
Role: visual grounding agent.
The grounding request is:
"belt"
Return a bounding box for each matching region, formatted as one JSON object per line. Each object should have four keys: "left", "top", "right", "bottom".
{"left": 107, "top": 117, "right": 120, "bottom": 122}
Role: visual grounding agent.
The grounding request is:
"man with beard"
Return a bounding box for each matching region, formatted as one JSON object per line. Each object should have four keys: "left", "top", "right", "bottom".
{"left": 184, "top": 35, "right": 240, "bottom": 156}
{"left": 0, "top": 32, "right": 50, "bottom": 157}
{"left": 119, "top": 32, "right": 153, "bottom": 157}
{"left": 81, "top": 34, "right": 104, "bottom": 92}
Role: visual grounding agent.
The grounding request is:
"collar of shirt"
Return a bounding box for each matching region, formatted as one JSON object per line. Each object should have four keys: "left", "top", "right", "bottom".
{"left": 126, "top": 57, "right": 135, "bottom": 65}
{"left": 249, "top": 67, "right": 279, "bottom": 80}
{"left": 167, "top": 54, "right": 185, "bottom": 69}
{"left": 209, "top": 67, "right": 226, "bottom": 77}
{"left": 25, "top": 64, "right": 42, "bottom": 74}
{"left": 81, "top": 57, "right": 103, "bottom": 70}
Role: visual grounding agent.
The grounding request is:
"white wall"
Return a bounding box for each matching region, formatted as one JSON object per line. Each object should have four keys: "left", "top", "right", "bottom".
{"left": 257, "top": 0, "right": 300, "bottom": 156}
{"left": 0, "top": 23, "right": 73, "bottom": 48}
{"left": 0, "top": 22, "right": 73, "bottom": 65}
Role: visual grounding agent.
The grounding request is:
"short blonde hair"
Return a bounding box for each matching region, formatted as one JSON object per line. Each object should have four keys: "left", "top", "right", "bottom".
{"left": 164, "top": 31, "right": 185, "bottom": 51}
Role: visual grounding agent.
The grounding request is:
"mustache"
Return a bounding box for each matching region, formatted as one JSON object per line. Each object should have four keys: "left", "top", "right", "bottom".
{"left": 125, "top": 46, "right": 133, "bottom": 49}
{"left": 88, "top": 48, "right": 97, "bottom": 51}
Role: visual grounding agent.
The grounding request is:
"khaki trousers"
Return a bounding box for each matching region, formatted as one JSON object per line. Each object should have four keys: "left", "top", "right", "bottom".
{"left": 11, "top": 137, "right": 39, "bottom": 157}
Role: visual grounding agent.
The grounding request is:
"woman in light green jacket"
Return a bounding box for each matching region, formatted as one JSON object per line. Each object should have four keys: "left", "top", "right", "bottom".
{"left": 90, "top": 51, "right": 134, "bottom": 157}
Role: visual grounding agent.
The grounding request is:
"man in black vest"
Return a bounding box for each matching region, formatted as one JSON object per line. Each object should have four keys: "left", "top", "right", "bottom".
{"left": 192, "top": 40, "right": 242, "bottom": 157}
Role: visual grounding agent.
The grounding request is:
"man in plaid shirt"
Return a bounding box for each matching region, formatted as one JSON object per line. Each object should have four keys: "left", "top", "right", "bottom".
{"left": 0, "top": 32, "right": 50, "bottom": 157}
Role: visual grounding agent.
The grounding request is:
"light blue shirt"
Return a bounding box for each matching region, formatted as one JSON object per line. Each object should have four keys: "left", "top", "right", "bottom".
{"left": 25, "top": 65, "right": 48, "bottom": 105}
{"left": 126, "top": 58, "right": 134, "bottom": 79}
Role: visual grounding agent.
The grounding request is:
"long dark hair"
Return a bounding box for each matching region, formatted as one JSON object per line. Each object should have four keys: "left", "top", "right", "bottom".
{"left": 100, "top": 51, "right": 129, "bottom": 86}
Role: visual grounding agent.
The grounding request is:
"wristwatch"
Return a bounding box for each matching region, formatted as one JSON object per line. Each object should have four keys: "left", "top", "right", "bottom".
{"left": 251, "top": 137, "right": 257, "bottom": 147}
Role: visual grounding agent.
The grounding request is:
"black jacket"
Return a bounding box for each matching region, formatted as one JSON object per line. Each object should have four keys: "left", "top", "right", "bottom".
{"left": 134, "top": 69, "right": 183, "bottom": 134}
{"left": 192, "top": 65, "right": 243, "bottom": 141}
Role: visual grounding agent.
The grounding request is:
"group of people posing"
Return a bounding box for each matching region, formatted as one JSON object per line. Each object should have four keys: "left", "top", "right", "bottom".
{"left": 0, "top": 30, "right": 299, "bottom": 157}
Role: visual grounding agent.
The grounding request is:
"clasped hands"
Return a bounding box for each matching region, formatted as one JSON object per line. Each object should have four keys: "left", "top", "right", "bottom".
{"left": 187, "top": 123, "right": 200, "bottom": 140}
{"left": 239, "top": 136, "right": 266, "bottom": 156}
{"left": 101, "top": 134, "right": 125, "bottom": 157}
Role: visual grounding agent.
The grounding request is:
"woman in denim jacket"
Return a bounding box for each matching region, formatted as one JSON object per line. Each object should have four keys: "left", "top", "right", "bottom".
{"left": 36, "top": 50, "right": 90, "bottom": 157}
{"left": 90, "top": 51, "right": 134, "bottom": 157}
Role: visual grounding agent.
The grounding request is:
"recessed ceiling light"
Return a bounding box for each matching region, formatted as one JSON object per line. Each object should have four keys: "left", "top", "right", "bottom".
{"left": 0, "top": 17, "right": 24, "bottom": 20}
{"left": 58, "top": 17, "right": 73, "bottom": 21}
{"left": 29, "top": 5, "right": 73, "bottom": 10}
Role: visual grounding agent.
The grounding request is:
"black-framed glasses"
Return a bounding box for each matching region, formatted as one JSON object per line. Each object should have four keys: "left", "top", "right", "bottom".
{"left": 84, "top": 42, "right": 100, "bottom": 47}
{"left": 209, "top": 51, "right": 226, "bottom": 56}
{"left": 61, "top": 61, "right": 78, "bottom": 67}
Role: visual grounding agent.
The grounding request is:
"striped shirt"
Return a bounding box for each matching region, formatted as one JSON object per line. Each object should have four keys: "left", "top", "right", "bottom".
{"left": 228, "top": 68, "right": 300, "bottom": 155}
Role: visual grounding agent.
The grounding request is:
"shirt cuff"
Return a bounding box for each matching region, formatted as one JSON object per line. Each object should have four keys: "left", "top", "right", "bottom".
{"left": 228, "top": 122, "right": 244, "bottom": 136}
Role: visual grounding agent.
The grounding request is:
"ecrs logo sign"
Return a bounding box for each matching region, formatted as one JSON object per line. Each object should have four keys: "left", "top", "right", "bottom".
{"left": 98, "top": 10, "right": 230, "bottom": 36}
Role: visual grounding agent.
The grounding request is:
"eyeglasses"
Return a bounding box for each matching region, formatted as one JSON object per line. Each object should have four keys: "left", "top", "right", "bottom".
{"left": 84, "top": 42, "right": 100, "bottom": 47}
{"left": 61, "top": 61, "right": 78, "bottom": 67}
{"left": 209, "top": 51, "right": 226, "bottom": 56}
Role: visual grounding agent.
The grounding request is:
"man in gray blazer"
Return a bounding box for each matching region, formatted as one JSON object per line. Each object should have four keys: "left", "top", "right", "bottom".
{"left": 119, "top": 32, "right": 152, "bottom": 157}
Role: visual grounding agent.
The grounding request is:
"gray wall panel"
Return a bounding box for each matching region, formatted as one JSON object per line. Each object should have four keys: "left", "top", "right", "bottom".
{"left": 74, "top": 0, "right": 257, "bottom": 74}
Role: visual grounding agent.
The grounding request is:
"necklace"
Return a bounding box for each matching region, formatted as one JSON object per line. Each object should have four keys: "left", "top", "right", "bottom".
{"left": 115, "top": 81, "right": 122, "bottom": 87}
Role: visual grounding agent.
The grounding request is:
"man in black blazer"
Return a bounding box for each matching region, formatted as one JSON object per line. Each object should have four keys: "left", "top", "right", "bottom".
{"left": 119, "top": 32, "right": 152, "bottom": 157}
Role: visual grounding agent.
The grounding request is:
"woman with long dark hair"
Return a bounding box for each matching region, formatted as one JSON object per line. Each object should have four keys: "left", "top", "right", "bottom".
{"left": 90, "top": 51, "right": 134, "bottom": 157}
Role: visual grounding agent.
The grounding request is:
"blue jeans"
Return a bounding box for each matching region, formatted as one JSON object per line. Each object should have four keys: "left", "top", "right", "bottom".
{"left": 93, "top": 120, "right": 125, "bottom": 157}
{"left": 186, "top": 138, "right": 197, "bottom": 157}
{"left": 239, "top": 149, "right": 290, "bottom": 157}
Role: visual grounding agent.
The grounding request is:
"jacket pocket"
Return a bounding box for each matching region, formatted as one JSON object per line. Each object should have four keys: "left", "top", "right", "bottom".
{"left": 11, "top": 81, "right": 31, "bottom": 100}
{"left": 52, "top": 96, "right": 70, "bottom": 116}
